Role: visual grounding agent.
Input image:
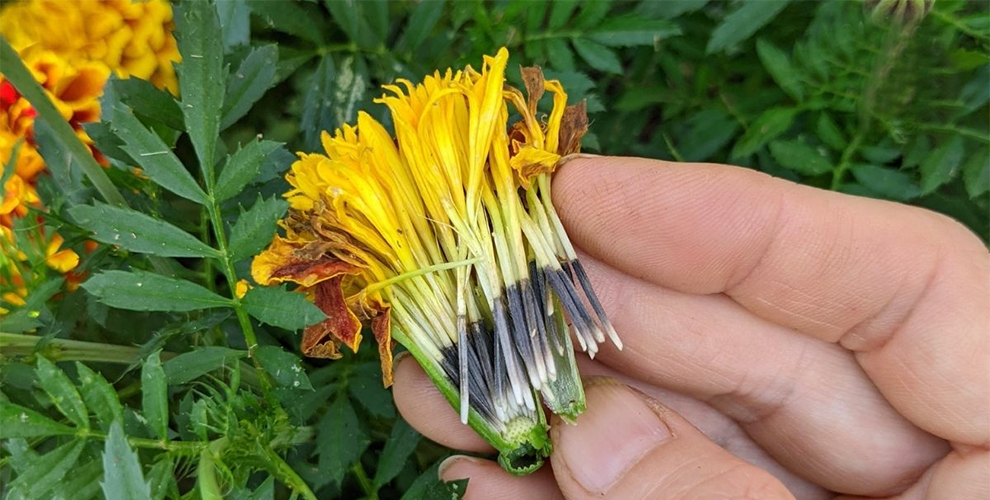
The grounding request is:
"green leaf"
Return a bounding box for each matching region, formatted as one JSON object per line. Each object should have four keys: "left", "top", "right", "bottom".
{"left": 51, "top": 459, "right": 103, "bottom": 500}
{"left": 110, "top": 103, "right": 208, "bottom": 204}
{"left": 35, "top": 357, "right": 88, "bottom": 429}
{"left": 228, "top": 196, "right": 288, "bottom": 262}
{"left": 102, "top": 421, "right": 153, "bottom": 500}
{"left": 397, "top": 0, "right": 445, "bottom": 54}
{"left": 573, "top": 0, "right": 611, "bottom": 29}
{"left": 373, "top": 418, "right": 421, "bottom": 488}
{"left": 400, "top": 460, "right": 468, "bottom": 500}
{"left": 162, "top": 347, "right": 247, "bottom": 384}
{"left": 324, "top": 0, "right": 370, "bottom": 45}
{"left": 768, "top": 140, "right": 832, "bottom": 176}
{"left": 637, "top": 0, "right": 709, "bottom": 18}
{"left": 851, "top": 164, "right": 922, "bottom": 201}
{"left": 248, "top": 0, "right": 325, "bottom": 45}
{"left": 963, "top": 147, "right": 989, "bottom": 199}
{"left": 756, "top": 38, "right": 804, "bottom": 101}
{"left": 349, "top": 362, "right": 396, "bottom": 418}
{"left": 920, "top": 136, "right": 965, "bottom": 195}
{"left": 316, "top": 395, "right": 370, "bottom": 488}
{"left": 256, "top": 346, "right": 315, "bottom": 390}
{"left": 301, "top": 55, "right": 368, "bottom": 151}
{"left": 82, "top": 270, "right": 232, "bottom": 312}
{"left": 587, "top": 16, "right": 681, "bottom": 47}
{"left": 147, "top": 457, "right": 177, "bottom": 500}
{"left": 0, "top": 403, "right": 76, "bottom": 438}
{"left": 214, "top": 140, "right": 283, "bottom": 202}
{"left": 34, "top": 120, "right": 88, "bottom": 205}
{"left": 5, "top": 440, "right": 86, "bottom": 500}
{"left": 175, "top": 0, "right": 227, "bottom": 176}
{"left": 731, "top": 107, "right": 799, "bottom": 158}
{"left": 548, "top": 0, "right": 579, "bottom": 29}
{"left": 222, "top": 45, "right": 278, "bottom": 130}
{"left": 545, "top": 38, "right": 576, "bottom": 71}
{"left": 241, "top": 286, "right": 326, "bottom": 331}
{"left": 1, "top": 277, "right": 64, "bottom": 333}
{"left": 216, "top": 0, "right": 251, "bottom": 50}
{"left": 678, "top": 109, "right": 740, "bottom": 162}
{"left": 69, "top": 203, "right": 219, "bottom": 258}
{"left": 111, "top": 78, "right": 184, "bottom": 131}
{"left": 571, "top": 38, "right": 622, "bottom": 74}
{"left": 142, "top": 351, "right": 169, "bottom": 440}
{"left": 816, "top": 113, "right": 847, "bottom": 151}
{"left": 75, "top": 362, "right": 124, "bottom": 431}
{"left": 707, "top": 0, "right": 791, "bottom": 54}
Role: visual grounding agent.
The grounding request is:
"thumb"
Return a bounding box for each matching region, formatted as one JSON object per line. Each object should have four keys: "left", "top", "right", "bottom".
{"left": 550, "top": 377, "right": 795, "bottom": 500}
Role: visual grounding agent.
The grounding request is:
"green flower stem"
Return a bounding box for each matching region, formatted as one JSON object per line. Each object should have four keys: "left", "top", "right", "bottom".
{"left": 0, "top": 332, "right": 148, "bottom": 364}
{"left": 0, "top": 37, "right": 171, "bottom": 276}
{"left": 258, "top": 441, "right": 319, "bottom": 500}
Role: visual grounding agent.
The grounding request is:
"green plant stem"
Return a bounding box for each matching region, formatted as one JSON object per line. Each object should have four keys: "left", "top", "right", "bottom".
{"left": 77, "top": 428, "right": 207, "bottom": 454}
{"left": 0, "top": 332, "right": 147, "bottom": 364}
{"left": 260, "top": 443, "right": 319, "bottom": 500}
{"left": 351, "top": 462, "right": 378, "bottom": 500}
{"left": 0, "top": 37, "right": 173, "bottom": 276}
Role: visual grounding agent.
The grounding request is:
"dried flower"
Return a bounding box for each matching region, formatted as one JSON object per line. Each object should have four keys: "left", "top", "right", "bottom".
{"left": 253, "top": 48, "right": 620, "bottom": 473}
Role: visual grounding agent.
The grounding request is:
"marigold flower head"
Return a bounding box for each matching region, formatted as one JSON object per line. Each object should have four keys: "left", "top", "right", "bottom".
{"left": 253, "top": 48, "right": 619, "bottom": 473}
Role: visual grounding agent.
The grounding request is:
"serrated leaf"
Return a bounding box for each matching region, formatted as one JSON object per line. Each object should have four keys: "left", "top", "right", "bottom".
{"left": 228, "top": 196, "right": 288, "bottom": 262}
{"left": 301, "top": 55, "right": 368, "bottom": 151}
{"left": 545, "top": 38, "right": 575, "bottom": 71}
{"left": 851, "top": 164, "right": 921, "bottom": 201}
{"left": 35, "top": 357, "right": 89, "bottom": 428}
{"left": 69, "top": 203, "right": 219, "bottom": 258}
{"left": 241, "top": 286, "right": 326, "bottom": 331}
{"left": 6, "top": 440, "right": 86, "bottom": 500}
{"left": 963, "top": 147, "right": 989, "bottom": 199}
{"left": 256, "top": 346, "right": 314, "bottom": 390}
{"left": 111, "top": 78, "right": 184, "bottom": 131}
{"left": 162, "top": 347, "right": 247, "bottom": 384}
{"left": 216, "top": 0, "right": 250, "bottom": 50}
{"left": 34, "top": 120, "right": 88, "bottom": 205}
{"left": 816, "top": 113, "right": 847, "bottom": 151}
{"left": 324, "top": 0, "right": 371, "bottom": 45}
{"left": 731, "top": 107, "right": 798, "bottom": 158}
{"left": 248, "top": 0, "right": 325, "bottom": 45}
{"left": 707, "top": 0, "right": 791, "bottom": 54}
{"left": 0, "top": 403, "right": 76, "bottom": 438}
{"left": 572, "top": 38, "right": 622, "bottom": 74}
{"left": 756, "top": 38, "right": 803, "bottom": 102}
{"left": 147, "top": 457, "right": 177, "bottom": 500}
{"left": 315, "top": 395, "right": 370, "bottom": 488}
{"left": 110, "top": 103, "right": 207, "bottom": 204}
{"left": 548, "top": 0, "right": 579, "bottom": 29}
{"left": 102, "top": 421, "right": 153, "bottom": 500}
{"left": 920, "top": 136, "right": 965, "bottom": 194}
{"left": 214, "top": 140, "right": 283, "bottom": 201}
{"left": 142, "top": 351, "right": 169, "bottom": 440}
{"left": 175, "top": 0, "right": 227, "bottom": 177}
{"left": 373, "top": 418, "right": 421, "bottom": 487}
{"left": 349, "top": 363, "right": 396, "bottom": 418}
{"left": 76, "top": 362, "right": 124, "bottom": 431}
{"left": 400, "top": 460, "right": 467, "bottom": 500}
{"left": 637, "top": 0, "right": 709, "bottom": 18}
{"left": 678, "top": 108, "right": 740, "bottom": 162}
{"left": 50, "top": 459, "right": 103, "bottom": 500}
{"left": 83, "top": 270, "right": 232, "bottom": 312}
{"left": 397, "top": 0, "right": 445, "bottom": 53}
{"left": 587, "top": 16, "right": 681, "bottom": 47}
{"left": 768, "top": 140, "right": 832, "bottom": 176}
{"left": 573, "top": 0, "right": 611, "bottom": 29}
{"left": 222, "top": 45, "right": 278, "bottom": 129}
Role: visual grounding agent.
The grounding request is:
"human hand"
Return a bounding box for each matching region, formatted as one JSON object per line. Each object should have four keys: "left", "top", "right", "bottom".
{"left": 392, "top": 157, "right": 989, "bottom": 499}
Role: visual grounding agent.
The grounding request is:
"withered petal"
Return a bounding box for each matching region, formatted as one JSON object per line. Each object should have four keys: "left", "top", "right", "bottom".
{"left": 558, "top": 100, "right": 589, "bottom": 156}
{"left": 301, "top": 275, "right": 363, "bottom": 358}
{"left": 370, "top": 305, "right": 395, "bottom": 387}
{"left": 520, "top": 66, "right": 545, "bottom": 116}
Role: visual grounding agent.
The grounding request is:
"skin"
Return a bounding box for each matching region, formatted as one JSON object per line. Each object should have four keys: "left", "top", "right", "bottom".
{"left": 392, "top": 157, "right": 990, "bottom": 500}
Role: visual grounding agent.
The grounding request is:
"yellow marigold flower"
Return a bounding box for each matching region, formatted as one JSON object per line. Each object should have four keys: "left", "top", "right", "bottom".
{"left": 234, "top": 279, "right": 251, "bottom": 299}
{"left": 1, "top": 0, "right": 180, "bottom": 93}
{"left": 44, "top": 233, "right": 79, "bottom": 273}
{"left": 254, "top": 48, "right": 619, "bottom": 474}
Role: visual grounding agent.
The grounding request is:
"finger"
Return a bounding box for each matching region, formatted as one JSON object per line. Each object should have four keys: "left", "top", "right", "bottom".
{"left": 834, "top": 448, "right": 990, "bottom": 500}
{"left": 578, "top": 359, "right": 831, "bottom": 500}
{"left": 392, "top": 352, "right": 493, "bottom": 453}
{"left": 554, "top": 157, "right": 989, "bottom": 446}
{"left": 439, "top": 455, "right": 563, "bottom": 500}
{"left": 551, "top": 377, "right": 795, "bottom": 500}
{"left": 579, "top": 253, "right": 947, "bottom": 495}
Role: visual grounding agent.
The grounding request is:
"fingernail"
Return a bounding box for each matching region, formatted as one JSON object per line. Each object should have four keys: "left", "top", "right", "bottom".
{"left": 438, "top": 455, "right": 481, "bottom": 481}
{"left": 553, "top": 377, "right": 672, "bottom": 493}
{"left": 393, "top": 350, "right": 411, "bottom": 367}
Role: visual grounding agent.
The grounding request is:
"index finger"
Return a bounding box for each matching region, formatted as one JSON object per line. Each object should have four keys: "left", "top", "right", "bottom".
{"left": 552, "top": 157, "right": 989, "bottom": 446}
